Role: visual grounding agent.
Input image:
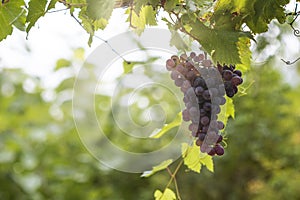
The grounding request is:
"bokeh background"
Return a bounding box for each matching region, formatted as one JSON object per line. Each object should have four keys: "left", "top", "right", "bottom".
{"left": 1, "top": 3, "right": 300, "bottom": 200}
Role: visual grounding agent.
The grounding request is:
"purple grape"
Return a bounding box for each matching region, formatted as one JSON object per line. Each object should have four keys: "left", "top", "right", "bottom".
{"left": 223, "top": 70, "right": 233, "bottom": 81}
{"left": 215, "top": 144, "right": 224, "bottom": 156}
{"left": 198, "top": 133, "right": 206, "bottom": 141}
{"left": 190, "top": 52, "right": 196, "bottom": 58}
{"left": 231, "top": 76, "right": 242, "bottom": 86}
{"left": 195, "top": 86, "right": 204, "bottom": 95}
{"left": 200, "top": 116, "right": 210, "bottom": 126}
{"left": 233, "top": 70, "right": 242, "bottom": 76}
{"left": 217, "top": 121, "right": 225, "bottom": 130}
{"left": 217, "top": 135, "right": 223, "bottom": 143}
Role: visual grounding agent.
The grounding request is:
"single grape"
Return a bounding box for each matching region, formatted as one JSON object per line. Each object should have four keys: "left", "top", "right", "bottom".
{"left": 217, "top": 135, "right": 223, "bottom": 143}
{"left": 193, "top": 77, "right": 206, "bottom": 88}
{"left": 231, "top": 76, "right": 242, "bottom": 86}
{"left": 189, "top": 107, "right": 199, "bottom": 117}
{"left": 166, "top": 59, "right": 176, "bottom": 70}
{"left": 203, "top": 102, "right": 211, "bottom": 111}
{"left": 171, "top": 55, "right": 180, "bottom": 64}
{"left": 171, "top": 70, "right": 180, "bottom": 80}
{"left": 198, "top": 133, "right": 206, "bottom": 141}
{"left": 174, "top": 78, "right": 184, "bottom": 87}
{"left": 208, "top": 148, "right": 216, "bottom": 156}
{"left": 190, "top": 52, "right": 196, "bottom": 58}
{"left": 196, "top": 139, "right": 203, "bottom": 146}
{"left": 223, "top": 70, "right": 233, "bottom": 81}
{"left": 217, "top": 121, "right": 225, "bottom": 130}
{"left": 202, "top": 90, "right": 211, "bottom": 100}
{"left": 195, "top": 86, "right": 204, "bottom": 95}
{"left": 182, "top": 109, "right": 190, "bottom": 121}
{"left": 214, "top": 144, "right": 224, "bottom": 156}
{"left": 200, "top": 116, "right": 210, "bottom": 126}
{"left": 233, "top": 70, "right": 242, "bottom": 77}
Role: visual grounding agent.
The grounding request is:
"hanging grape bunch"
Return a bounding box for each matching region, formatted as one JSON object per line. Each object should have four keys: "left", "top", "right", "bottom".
{"left": 165, "top": 52, "right": 243, "bottom": 156}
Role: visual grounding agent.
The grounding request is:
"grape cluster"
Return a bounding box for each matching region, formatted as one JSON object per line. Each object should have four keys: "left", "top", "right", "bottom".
{"left": 165, "top": 52, "right": 243, "bottom": 156}
{"left": 217, "top": 63, "right": 243, "bottom": 98}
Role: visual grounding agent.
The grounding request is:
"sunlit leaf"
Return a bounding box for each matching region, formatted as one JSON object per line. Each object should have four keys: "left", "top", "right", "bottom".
{"left": 218, "top": 96, "right": 235, "bottom": 128}
{"left": 149, "top": 112, "right": 182, "bottom": 139}
{"left": 26, "top": 0, "right": 48, "bottom": 33}
{"left": 55, "top": 58, "right": 71, "bottom": 71}
{"left": 181, "top": 141, "right": 214, "bottom": 173}
{"left": 141, "top": 159, "right": 173, "bottom": 177}
{"left": 0, "top": 0, "right": 24, "bottom": 41}
{"left": 154, "top": 188, "right": 176, "bottom": 200}
{"left": 86, "top": 0, "right": 114, "bottom": 20}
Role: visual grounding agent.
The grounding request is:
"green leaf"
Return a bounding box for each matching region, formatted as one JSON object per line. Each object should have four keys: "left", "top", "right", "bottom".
{"left": 86, "top": 0, "right": 114, "bottom": 21}
{"left": 154, "top": 188, "right": 176, "bottom": 200}
{"left": 214, "top": 0, "right": 289, "bottom": 34}
{"left": 181, "top": 141, "right": 214, "bottom": 173}
{"left": 133, "top": 0, "right": 160, "bottom": 14}
{"left": 0, "top": 0, "right": 25, "bottom": 41}
{"left": 169, "top": 30, "right": 189, "bottom": 51}
{"left": 141, "top": 159, "right": 173, "bottom": 177}
{"left": 26, "top": 0, "right": 48, "bottom": 33}
{"left": 123, "top": 57, "right": 160, "bottom": 74}
{"left": 218, "top": 96, "right": 235, "bottom": 128}
{"left": 244, "top": 0, "right": 289, "bottom": 33}
{"left": 12, "top": 8, "right": 26, "bottom": 31}
{"left": 149, "top": 112, "right": 182, "bottom": 138}
{"left": 236, "top": 37, "right": 251, "bottom": 73}
{"left": 182, "top": 16, "right": 251, "bottom": 64}
{"left": 55, "top": 58, "right": 71, "bottom": 71}
{"left": 46, "top": 0, "right": 58, "bottom": 12}
{"left": 164, "top": 0, "right": 179, "bottom": 11}
{"left": 79, "top": 7, "right": 108, "bottom": 46}
{"left": 126, "top": 5, "right": 157, "bottom": 35}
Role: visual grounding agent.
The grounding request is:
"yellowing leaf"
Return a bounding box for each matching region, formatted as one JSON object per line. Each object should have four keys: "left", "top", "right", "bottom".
{"left": 126, "top": 5, "right": 157, "bottom": 35}
{"left": 181, "top": 142, "right": 214, "bottom": 173}
{"left": 141, "top": 159, "right": 173, "bottom": 177}
{"left": 154, "top": 188, "right": 176, "bottom": 200}
{"left": 218, "top": 96, "right": 235, "bottom": 128}
{"left": 149, "top": 112, "right": 182, "bottom": 139}
{"left": 86, "top": 0, "right": 114, "bottom": 21}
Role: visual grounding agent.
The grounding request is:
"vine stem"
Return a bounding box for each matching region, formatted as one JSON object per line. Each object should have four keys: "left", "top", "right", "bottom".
{"left": 57, "top": 0, "right": 86, "bottom": 8}
{"left": 70, "top": 13, "right": 128, "bottom": 63}
{"left": 161, "top": 159, "right": 184, "bottom": 200}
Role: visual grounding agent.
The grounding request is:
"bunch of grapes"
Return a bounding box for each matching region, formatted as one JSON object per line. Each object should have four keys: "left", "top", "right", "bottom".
{"left": 165, "top": 52, "right": 243, "bottom": 156}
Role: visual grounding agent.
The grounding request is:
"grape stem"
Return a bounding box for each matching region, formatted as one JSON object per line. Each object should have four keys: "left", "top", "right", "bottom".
{"left": 162, "top": 159, "right": 184, "bottom": 200}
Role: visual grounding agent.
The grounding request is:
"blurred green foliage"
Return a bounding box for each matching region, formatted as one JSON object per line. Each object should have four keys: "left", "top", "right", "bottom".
{"left": 1, "top": 43, "right": 300, "bottom": 200}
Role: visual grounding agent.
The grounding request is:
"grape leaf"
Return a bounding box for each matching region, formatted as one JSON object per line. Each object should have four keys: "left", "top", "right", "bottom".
{"left": 154, "top": 188, "right": 176, "bottom": 200}
{"left": 12, "top": 8, "right": 26, "bottom": 31}
{"left": 149, "top": 112, "right": 182, "bottom": 139}
{"left": 169, "top": 30, "right": 189, "bottom": 51}
{"left": 55, "top": 58, "right": 71, "bottom": 71}
{"left": 86, "top": 0, "right": 114, "bottom": 21}
{"left": 133, "top": 0, "right": 160, "bottom": 14}
{"left": 26, "top": 0, "right": 48, "bottom": 33}
{"left": 0, "top": 0, "right": 24, "bottom": 41}
{"left": 163, "top": 0, "right": 179, "bottom": 11}
{"left": 46, "top": 0, "right": 58, "bottom": 12}
{"left": 236, "top": 37, "right": 251, "bottom": 72}
{"left": 126, "top": 5, "right": 157, "bottom": 35}
{"left": 79, "top": 7, "right": 108, "bottom": 46}
{"left": 181, "top": 142, "right": 214, "bottom": 173}
{"left": 214, "top": 0, "right": 289, "bottom": 34}
{"left": 244, "top": 0, "right": 289, "bottom": 33}
{"left": 182, "top": 16, "right": 252, "bottom": 64}
{"left": 141, "top": 159, "right": 173, "bottom": 177}
{"left": 218, "top": 96, "right": 235, "bottom": 128}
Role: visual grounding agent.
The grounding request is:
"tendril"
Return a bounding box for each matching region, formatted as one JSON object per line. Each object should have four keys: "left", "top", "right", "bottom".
{"left": 281, "top": 57, "right": 300, "bottom": 65}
